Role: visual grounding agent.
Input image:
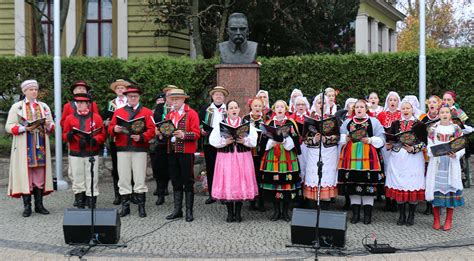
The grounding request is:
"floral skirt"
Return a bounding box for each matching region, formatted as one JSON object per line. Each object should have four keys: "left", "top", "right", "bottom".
{"left": 431, "top": 190, "right": 464, "bottom": 208}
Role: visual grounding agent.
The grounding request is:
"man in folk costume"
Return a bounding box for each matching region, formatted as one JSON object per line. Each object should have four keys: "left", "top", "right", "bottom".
{"left": 199, "top": 86, "right": 229, "bottom": 204}
{"left": 103, "top": 79, "right": 131, "bottom": 205}
{"left": 163, "top": 88, "right": 201, "bottom": 222}
{"left": 5, "top": 80, "right": 54, "bottom": 217}
{"left": 108, "top": 85, "right": 155, "bottom": 218}
{"left": 63, "top": 94, "right": 106, "bottom": 209}
{"left": 152, "top": 84, "right": 178, "bottom": 206}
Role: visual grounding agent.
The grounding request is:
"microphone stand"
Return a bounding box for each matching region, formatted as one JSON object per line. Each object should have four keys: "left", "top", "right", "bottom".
{"left": 312, "top": 91, "right": 326, "bottom": 261}
{"left": 68, "top": 91, "right": 127, "bottom": 258}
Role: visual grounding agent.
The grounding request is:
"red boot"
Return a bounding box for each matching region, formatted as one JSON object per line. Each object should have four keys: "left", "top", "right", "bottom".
{"left": 443, "top": 208, "right": 453, "bottom": 231}
{"left": 432, "top": 207, "right": 441, "bottom": 230}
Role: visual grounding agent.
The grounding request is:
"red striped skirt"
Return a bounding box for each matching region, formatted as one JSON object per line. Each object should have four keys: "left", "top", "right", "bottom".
{"left": 385, "top": 187, "right": 425, "bottom": 202}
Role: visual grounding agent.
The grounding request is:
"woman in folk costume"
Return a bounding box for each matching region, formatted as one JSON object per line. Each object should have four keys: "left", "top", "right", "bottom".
{"left": 210, "top": 100, "right": 259, "bottom": 222}
{"left": 256, "top": 90, "right": 272, "bottom": 120}
{"left": 301, "top": 94, "right": 339, "bottom": 209}
{"left": 426, "top": 105, "right": 465, "bottom": 231}
{"left": 288, "top": 89, "right": 303, "bottom": 114}
{"left": 338, "top": 99, "right": 385, "bottom": 225}
{"left": 5, "top": 80, "right": 54, "bottom": 217}
{"left": 259, "top": 100, "right": 301, "bottom": 222}
{"left": 289, "top": 96, "right": 310, "bottom": 132}
{"left": 377, "top": 91, "right": 401, "bottom": 212}
{"left": 442, "top": 91, "right": 471, "bottom": 126}
{"left": 385, "top": 98, "right": 427, "bottom": 226}
{"left": 324, "top": 87, "right": 339, "bottom": 115}
{"left": 103, "top": 79, "right": 131, "bottom": 205}
{"left": 367, "top": 92, "right": 384, "bottom": 117}
{"left": 243, "top": 98, "right": 266, "bottom": 211}
{"left": 419, "top": 95, "right": 442, "bottom": 215}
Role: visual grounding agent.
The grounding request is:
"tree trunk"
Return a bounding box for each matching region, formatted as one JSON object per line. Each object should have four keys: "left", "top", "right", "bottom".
{"left": 190, "top": 0, "right": 203, "bottom": 58}
{"left": 214, "top": 0, "right": 231, "bottom": 57}
{"left": 59, "top": 0, "right": 70, "bottom": 38}
{"left": 70, "top": 0, "right": 89, "bottom": 56}
{"left": 27, "top": 0, "right": 47, "bottom": 55}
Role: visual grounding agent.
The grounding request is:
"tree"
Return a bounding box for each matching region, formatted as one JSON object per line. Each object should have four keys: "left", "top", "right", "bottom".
{"left": 148, "top": 0, "right": 360, "bottom": 58}
{"left": 397, "top": 0, "right": 473, "bottom": 51}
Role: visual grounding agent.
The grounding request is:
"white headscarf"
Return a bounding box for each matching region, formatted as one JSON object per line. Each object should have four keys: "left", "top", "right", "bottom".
{"left": 344, "top": 98, "right": 358, "bottom": 110}
{"left": 310, "top": 93, "right": 330, "bottom": 115}
{"left": 256, "top": 90, "right": 270, "bottom": 109}
{"left": 294, "top": 96, "right": 310, "bottom": 113}
{"left": 383, "top": 91, "right": 401, "bottom": 111}
{"left": 401, "top": 95, "right": 423, "bottom": 118}
{"left": 288, "top": 89, "right": 303, "bottom": 113}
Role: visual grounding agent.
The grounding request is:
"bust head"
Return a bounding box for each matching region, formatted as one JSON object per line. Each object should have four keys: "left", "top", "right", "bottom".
{"left": 227, "top": 13, "right": 249, "bottom": 47}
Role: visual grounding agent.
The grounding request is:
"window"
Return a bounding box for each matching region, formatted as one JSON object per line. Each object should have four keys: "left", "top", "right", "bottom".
{"left": 35, "top": 0, "right": 53, "bottom": 55}
{"left": 84, "top": 0, "right": 113, "bottom": 57}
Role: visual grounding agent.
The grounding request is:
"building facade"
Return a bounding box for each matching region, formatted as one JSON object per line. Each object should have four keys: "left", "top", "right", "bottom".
{"left": 355, "top": 0, "right": 405, "bottom": 54}
{"left": 0, "top": 0, "right": 190, "bottom": 57}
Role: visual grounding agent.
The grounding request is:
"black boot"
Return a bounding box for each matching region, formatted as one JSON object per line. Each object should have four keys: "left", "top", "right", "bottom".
{"left": 350, "top": 204, "right": 360, "bottom": 224}
{"left": 205, "top": 195, "right": 216, "bottom": 204}
{"left": 153, "top": 181, "right": 159, "bottom": 196}
{"left": 130, "top": 192, "right": 138, "bottom": 205}
{"left": 343, "top": 194, "right": 351, "bottom": 210}
{"left": 226, "top": 203, "right": 235, "bottom": 222}
{"left": 363, "top": 205, "right": 373, "bottom": 225}
{"left": 164, "top": 184, "right": 170, "bottom": 196}
{"left": 155, "top": 182, "right": 165, "bottom": 206}
{"left": 33, "top": 187, "right": 49, "bottom": 214}
{"left": 22, "top": 194, "right": 32, "bottom": 217}
{"left": 185, "top": 191, "right": 194, "bottom": 222}
{"left": 423, "top": 202, "right": 433, "bottom": 215}
{"left": 406, "top": 204, "right": 416, "bottom": 226}
{"left": 390, "top": 199, "right": 398, "bottom": 212}
{"left": 75, "top": 193, "right": 86, "bottom": 209}
{"left": 235, "top": 202, "right": 243, "bottom": 222}
{"left": 113, "top": 188, "right": 121, "bottom": 206}
{"left": 86, "top": 196, "right": 97, "bottom": 209}
{"left": 397, "top": 203, "right": 406, "bottom": 225}
{"left": 166, "top": 191, "right": 183, "bottom": 220}
{"left": 281, "top": 201, "right": 291, "bottom": 222}
{"left": 137, "top": 193, "right": 147, "bottom": 218}
{"left": 383, "top": 198, "right": 392, "bottom": 212}
{"left": 119, "top": 194, "right": 131, "bottom": 217}
{"left": 270, "top": 201, "right": 281, "bottom": 221}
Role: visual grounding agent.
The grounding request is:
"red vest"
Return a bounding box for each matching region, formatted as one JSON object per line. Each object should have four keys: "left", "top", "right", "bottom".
{"left": 165, "top": 104, "right": 201, "bottom": 154}
{"left": 62, "top": 112, "right": 106, "bottom": 156}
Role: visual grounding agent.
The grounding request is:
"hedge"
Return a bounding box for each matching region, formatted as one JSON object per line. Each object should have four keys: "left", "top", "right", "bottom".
{"left": 0, "top": 48, "right": 472, "bottom": 118}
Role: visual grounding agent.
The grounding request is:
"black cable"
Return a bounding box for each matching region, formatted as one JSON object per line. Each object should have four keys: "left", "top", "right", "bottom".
{"left": 123, "top": 219, "right": 178, "bottom": 244}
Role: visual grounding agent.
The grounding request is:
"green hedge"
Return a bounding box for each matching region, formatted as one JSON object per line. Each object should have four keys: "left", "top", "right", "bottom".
{"left": 0, "top": 48, "right": 472, "bottom": 118}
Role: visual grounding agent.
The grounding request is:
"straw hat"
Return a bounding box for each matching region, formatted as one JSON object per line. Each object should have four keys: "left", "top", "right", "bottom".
{"left": 110, "top": 79, "right": 131, "bottom": 92}
{"left": 163, "top": 84, "right": 178, "bottom": 94}
{"left": 208, "top": 86, "right": 229, "bottom": 97}
{"left": 166, "top": 88, "right": 189, "bottom": 98}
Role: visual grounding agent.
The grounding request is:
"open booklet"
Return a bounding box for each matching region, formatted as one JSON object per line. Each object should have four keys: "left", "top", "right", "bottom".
{"left": 219, "top": 121, "right": 250, "bottom": 140}
{"left": 201, "top": 121, "right": 214, "bottom": 133}
{"left": 303, "top": 115, "right": 339, "bottom": 136}
{"left": 430, "top": 132, "right": 472, "bottom": 157}
{"left": 116, "top": 116, "right": 146, "bottom": 135}
{"left": 154, "top": 119, "right": 176, "bottom": 137}
{"left": 260, "top": 123, "right": 292, "bottom": 142}
{"left": 22, "top": 118, "right": 46, "bottom": 128}
{"left": 385, "top": 130, "right": 417, "bottom": 146}
{"left": 72, "top": 126, "right": 103, "bottom": 137}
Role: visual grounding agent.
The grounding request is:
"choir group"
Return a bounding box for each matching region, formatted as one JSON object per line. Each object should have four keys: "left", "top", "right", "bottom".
{"left": 5, "top": 79, "right": 472, "bottom": 232}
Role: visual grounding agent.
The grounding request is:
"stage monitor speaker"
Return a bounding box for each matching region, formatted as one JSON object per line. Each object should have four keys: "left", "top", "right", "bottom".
{"left": 291, "top": 208, "right": 347, "bottom": 248}
{"left": 63, "top": 208, "right": 121, "bottom": 244}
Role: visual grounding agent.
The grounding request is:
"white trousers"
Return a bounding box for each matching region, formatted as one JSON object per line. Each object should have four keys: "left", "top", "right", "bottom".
{"left": 70, "top": 156, "right": 99, "bottom": 196}
{"left": 117, "top": 152, "right": 148, "bottom": 195}
{"left": 349, "top": 195, "right": 374, "bottom": 206}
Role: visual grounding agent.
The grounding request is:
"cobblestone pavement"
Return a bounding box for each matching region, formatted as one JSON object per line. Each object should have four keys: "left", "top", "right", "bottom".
{"left": 0, "top": 173, "right": 473, "bottom": 260}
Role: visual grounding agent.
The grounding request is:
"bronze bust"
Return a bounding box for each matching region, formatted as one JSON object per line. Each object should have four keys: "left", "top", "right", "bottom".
{"left": 219, "top": 13, "right": 258, "bottom": 64}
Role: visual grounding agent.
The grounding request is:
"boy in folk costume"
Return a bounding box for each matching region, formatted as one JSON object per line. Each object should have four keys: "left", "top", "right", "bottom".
{"left": 63, "top": 94, "right": 106, "bottom": 208}
{"left": 108, "top": 85, "right": 155, "bottom": 218}
{"left": 163, "top": 88, "right": 201, "bottom": 222}
{"left": 199, "top": 86, "right": 229, "bottom": 204}
{"left": 103, "top": 79, "right": 131, "bottom": 205}
{"left": 5, "top": 80, "right": 54, "bottom": 217}
{"left": 151, "top": 84, "right": 178, "bottom": 206}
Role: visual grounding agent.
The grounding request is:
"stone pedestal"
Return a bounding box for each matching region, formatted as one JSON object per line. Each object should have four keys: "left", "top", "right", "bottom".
{"left": 215, "top": 64, "right": 260, "bottom": 114}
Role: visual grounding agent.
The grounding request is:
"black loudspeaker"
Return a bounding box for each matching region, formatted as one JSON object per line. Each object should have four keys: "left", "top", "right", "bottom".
{"left": 291, "top": 208, "right": 347, "bottom": 248}
{"left": 63, "top": 208, "right": 121, "bottom": 244}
